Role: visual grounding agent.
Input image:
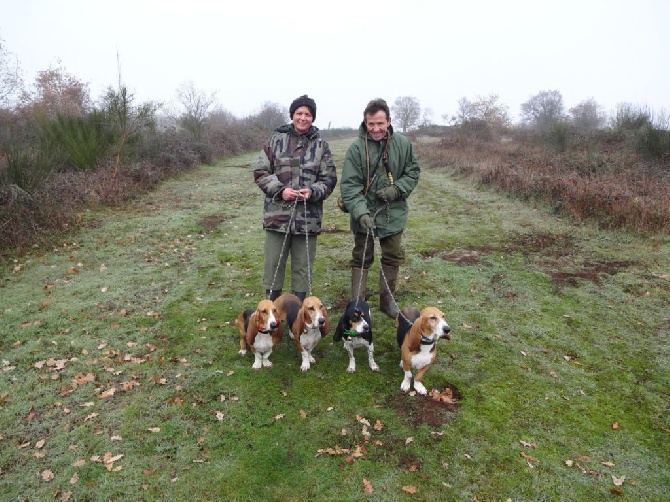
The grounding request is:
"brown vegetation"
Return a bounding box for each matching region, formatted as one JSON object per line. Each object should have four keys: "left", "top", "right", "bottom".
{"left": 414, "top": 128, "right": 670, "bottom": 235}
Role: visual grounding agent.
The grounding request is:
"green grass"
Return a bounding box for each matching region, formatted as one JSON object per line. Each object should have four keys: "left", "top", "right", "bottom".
{"left": 1, "top": 139, "right": 668, "bottom": 501}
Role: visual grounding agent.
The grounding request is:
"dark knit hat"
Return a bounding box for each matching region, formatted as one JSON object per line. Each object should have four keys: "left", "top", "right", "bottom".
{"left": 289, "top": 95, "right": 316, "bottom": 121}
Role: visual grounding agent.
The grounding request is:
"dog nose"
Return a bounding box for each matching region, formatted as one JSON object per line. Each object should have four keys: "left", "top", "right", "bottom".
{"left": 443, "top": 326, "right": 450, "bottom": 334}
{"left": 269, "top": 321, "right": 278, "bottom": 330}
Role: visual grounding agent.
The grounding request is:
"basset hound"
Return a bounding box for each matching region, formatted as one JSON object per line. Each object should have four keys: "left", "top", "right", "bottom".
{"left": 274, "top": 293, "right": 330, "bottom": 372}
{"left": 396, "top": 306, "right": 451, "bottom": 395}
{"left": 333, "top": 300, "right": 379, "bottom": 373}
{"left": 235, "top": 298, "right": 282, "bottom": 369}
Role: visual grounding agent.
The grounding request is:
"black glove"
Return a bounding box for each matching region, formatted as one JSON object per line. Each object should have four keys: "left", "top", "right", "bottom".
{"left": 376, "top": 185, "right": 401, "bottom": 202}
{"left": 359, "top": 214, "right": 376, "bottom": 230}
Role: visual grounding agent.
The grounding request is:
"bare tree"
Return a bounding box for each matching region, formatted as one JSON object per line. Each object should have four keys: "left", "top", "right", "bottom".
{"left": 0, "top": 36, "right": 23, "bottom": 109}
{"left": 21, "top": 61, "right": 90, "bottom": 117}
{"left": 520, "top": 90, "right": 565, "bottom": 130}
{"left": 454, "top": 94, "right": 511, "bottom": 128}
{"left": 421, "top": 107, "right": 433, "bottom": 127}
{"left": 247, "top": 101, "right": 287, "bottom": 131}
{"left": 175, "top": 80, "right": 217, "bottom": 140}
{"left": 569, "top": 97, "right": 606, "bottom": 130}
{"left": 391, "top": 96, "right": 421, "bottom": 133}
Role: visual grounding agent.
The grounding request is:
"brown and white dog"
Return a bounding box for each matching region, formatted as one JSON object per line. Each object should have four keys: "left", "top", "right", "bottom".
{"left": 274, "top": 293, "right": 330, "bottom": 372}
{"left": 235, "top": 299, "right": 282, "bottom": 369}
{"left": 396, "top": 306, "right": 451, "bottom": 394}
{"left": 333, "top": 300, "right": 379, "bottom": 373}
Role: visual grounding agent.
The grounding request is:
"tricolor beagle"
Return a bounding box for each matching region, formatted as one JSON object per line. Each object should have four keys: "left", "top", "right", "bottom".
{"left": 275, "top": 293, "right": 330, "bottom": 372}
{"left": 235, "top": 299, "right": 282, "bottom": 369}
{"left": 396, "top": 306, "right": 451, "bottom": 395}
{"left": 333, "top": 300, "right": 379, "bottom": 373}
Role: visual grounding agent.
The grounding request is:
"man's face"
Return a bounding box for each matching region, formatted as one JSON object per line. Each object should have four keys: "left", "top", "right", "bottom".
{"left": 365, "top": 110, "right": 391, "bottom": 141}
{"left": 292, "top": 106, "right": 314, "bottom": 134}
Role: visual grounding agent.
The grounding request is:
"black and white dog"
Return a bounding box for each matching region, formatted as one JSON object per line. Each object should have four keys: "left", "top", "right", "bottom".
{"left": 333, "top": 300, "right": 380, "bottom": 373}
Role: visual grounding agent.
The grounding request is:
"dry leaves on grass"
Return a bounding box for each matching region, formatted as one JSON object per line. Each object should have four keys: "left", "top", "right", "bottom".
{"left": 363, "top": 478, "right": 374, "bottom": 493}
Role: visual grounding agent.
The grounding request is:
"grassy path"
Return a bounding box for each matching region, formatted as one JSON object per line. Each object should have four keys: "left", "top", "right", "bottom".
{"left": 1, "top": 139, "right": 668, "bottom": 500}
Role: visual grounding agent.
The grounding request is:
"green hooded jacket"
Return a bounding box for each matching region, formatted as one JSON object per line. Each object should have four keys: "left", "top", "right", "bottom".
{"left": 340, "top": 124, "right": 420, "bottom": 238}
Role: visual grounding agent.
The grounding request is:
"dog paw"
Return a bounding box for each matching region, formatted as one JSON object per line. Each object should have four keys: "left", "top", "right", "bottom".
{"left": 414, "top": 382, "right": 427, "bottom": 395}
{"left": 370, "top": 363, "right": 380, "bottom": 372}
{"left": 308, "top": 356, "right": 316, "bottom": 363}
{"left": 262, "top": 361, "right": 273, "bottom": 368}
{"left": 300, "top": 364, "right": 311, "bottom": 372}
{"left": 400, "top": 381, "right": 411, "bottom": 392}
{"left": 252, "top": 363, "right": 262, "bottom": 370}
{"left": 346, "top": 366, "right": 356, "bottom": 373}
{"left": 238, "top": 349, "right": 247, "bottom": 356}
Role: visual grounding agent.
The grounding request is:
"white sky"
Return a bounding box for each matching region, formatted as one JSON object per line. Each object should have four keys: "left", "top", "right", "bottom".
{"left": 2, "top": 0, "right": 669, "bottom": 128}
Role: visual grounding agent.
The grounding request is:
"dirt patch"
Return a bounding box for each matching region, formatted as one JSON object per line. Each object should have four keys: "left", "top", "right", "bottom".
{"left": 441, "top": 250, "right": 483, "bottom": 265}
{"left": 549, "top": 260, "right": 634, "bottom": 287}
{"left": 507, "top": 232, "right": 576, "bottom": 257}
{"left": 388, "top": 385, "right": 461, "bottom": 428}
{"left": 198, "top": 214, "right": 227, "bottom": 231}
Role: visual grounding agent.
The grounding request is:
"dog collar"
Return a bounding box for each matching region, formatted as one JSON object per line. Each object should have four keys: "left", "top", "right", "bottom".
{"left": 343, "top": 329, "right": 360, "bottom": 338}
{"left": 258, "top": 326, "right": 272, "bottom": 334}
{"left": 421, "top": 335, "right": 435, "bottom": 345}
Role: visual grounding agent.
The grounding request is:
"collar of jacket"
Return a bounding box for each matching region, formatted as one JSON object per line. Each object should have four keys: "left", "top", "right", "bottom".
{"left": 358, "top": 122, "right": 395, "bottom": 140}
{"left": 275, "top": 123, "right": 319, "bottom": 139}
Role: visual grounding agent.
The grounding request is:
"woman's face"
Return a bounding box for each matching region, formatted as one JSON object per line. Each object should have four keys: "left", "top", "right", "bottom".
{"left": 292, "top": 106, "right": 313, "bottom": 134}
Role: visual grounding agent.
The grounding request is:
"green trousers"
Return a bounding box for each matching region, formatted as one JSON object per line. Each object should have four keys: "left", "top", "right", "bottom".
{"left": 349, "top": 231, "right": 405, "bottom": 269}
{"left": 263, "top": 230, "right": 317, "bottom": 293}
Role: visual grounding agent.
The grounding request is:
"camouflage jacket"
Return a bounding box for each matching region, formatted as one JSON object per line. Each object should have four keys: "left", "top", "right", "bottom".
{"left": 340, "top": 124, "right": 420, "bottom": 238}
{"left": 253, "top": 124, "right": 337, "bottom": 235}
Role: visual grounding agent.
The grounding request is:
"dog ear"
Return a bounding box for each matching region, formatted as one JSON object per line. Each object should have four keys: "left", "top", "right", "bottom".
{"left": 319, "top": 307, "right": 330, "bottom": 337}
{"left": 333, "top": 316, "right": 345, "bottom": 342}
{"left": 405, "top": 318, "right": 422, "bottom": 352}
{"left": 294, "top": 308, "right": 306, "bottom": 337}
{"left": 246, "top": 312, "right": 259, "bottom": 345}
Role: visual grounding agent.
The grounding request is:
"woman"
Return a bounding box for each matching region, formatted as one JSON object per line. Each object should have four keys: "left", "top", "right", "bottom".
{"left": 253, "top": 95, "right": 337, "bottom": 301}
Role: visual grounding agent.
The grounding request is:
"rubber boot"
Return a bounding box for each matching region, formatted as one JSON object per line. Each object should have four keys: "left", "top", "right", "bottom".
{"left": 292, "top": 291, "right": 306, "bottom": 302}
{"left": 351, "top": 267, "right": 368, "bottom": 301}
{"left": 379, "top": 265, "right": 399, "bottom": 318}
{"left": 266, "top": 289, "right": 282, "bottom": 301}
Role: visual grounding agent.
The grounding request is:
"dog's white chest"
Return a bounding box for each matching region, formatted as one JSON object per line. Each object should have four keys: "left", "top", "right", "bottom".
{"left": 411, "top": 345, "right": 434, "bottom": 369}
{"left": 299, "top": 328, "right": 321, "bottom": 351}
{"left": 253, "top": 332, "right": 273, "bottom": 353}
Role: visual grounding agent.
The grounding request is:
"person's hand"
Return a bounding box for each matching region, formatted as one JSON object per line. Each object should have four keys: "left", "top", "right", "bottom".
{"left": 376, "top": 185, "right": 400, "bottom": 202}
{"left": 297, "top": 188, "right": 311, "bottom": 200}
{"left": 359, "top": 214, "right": 376, "bottom": 230}
{"left": 282, "top": 188, "right": 298, "bottom": 201}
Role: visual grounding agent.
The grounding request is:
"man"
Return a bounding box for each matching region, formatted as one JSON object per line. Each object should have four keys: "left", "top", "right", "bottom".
{"left": 340, "top": 98, "right": 421, "bottom": 318}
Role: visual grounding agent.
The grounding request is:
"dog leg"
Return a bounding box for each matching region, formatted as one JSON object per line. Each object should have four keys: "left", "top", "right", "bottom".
{"left": 262, "top": 350, "right": 273, "bottom": 368}
{"left": 252, "top": 351, "right": 263, "bottom": 370}
{"left": 401, "top": 370, "right": 412, "bottom": 392}
{"left": 300, "top": 350, "right": 312, "bottom": 372}
{"left": 367, "top": 343, "right": 380, "bottom": 372}
{"left": 344, "top": 341, "right": 356, "bottom": 373}
{"left": 413, "top": 365, "right": 431, "bottom": 395}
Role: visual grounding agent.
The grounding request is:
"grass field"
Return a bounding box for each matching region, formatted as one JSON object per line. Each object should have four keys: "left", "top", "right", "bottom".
{"left": 1, "top": 138, "right": 668, "bottom": 501}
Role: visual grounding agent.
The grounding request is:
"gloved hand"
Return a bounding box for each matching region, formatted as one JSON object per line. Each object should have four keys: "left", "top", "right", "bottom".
{"left": 359, "top": 214, "right": 376, "bottom": 230}
{"left": 376, "top": 185, "right": 401, "bottom": 202}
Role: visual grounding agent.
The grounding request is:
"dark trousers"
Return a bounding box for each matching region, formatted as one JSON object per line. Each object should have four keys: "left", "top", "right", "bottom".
{"left": 350, "top": 231, "right": 404, "bottom": 269}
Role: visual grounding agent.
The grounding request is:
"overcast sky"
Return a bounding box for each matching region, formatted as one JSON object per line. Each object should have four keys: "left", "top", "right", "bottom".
{"left": 2, "top": 0, "right": 668, "bottom": 128}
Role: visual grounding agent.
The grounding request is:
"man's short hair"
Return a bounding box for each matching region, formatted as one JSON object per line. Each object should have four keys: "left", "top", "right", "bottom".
{"left": 363, "top": 99, "right": 390, "bottom": 120}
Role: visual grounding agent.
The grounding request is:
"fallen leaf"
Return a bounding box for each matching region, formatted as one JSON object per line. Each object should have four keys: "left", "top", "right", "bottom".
{"left": 215, "top": 411, "right": 225, "bottom": 421}
{"left": 70, "top": 472, "right": 79, "bottom": 484}
{"left": 520, "top": 451, "right": 538, "bottom": 463}
{"left": 73, "top": 460, "right": 85, "bottom": 467}
{"left": 402, "top": 485, "right": 417, "bottom": 494}
{"left": 41, "top": 469, "right": 54, "bottom": 482}
{"left": 299, "top": 409, "right": 307, "bottom": 419}
{"left": 405, "top": 437, "right": 414, "bottom": 445}
{"left": 601, "top": 461, "right": 615, "bottom": 467}
{"left": 363, "top": 478, "right": 374, "bottom": 493}
{"left": 612, "top": 422, "right": 620, "bottom": 429}
{"left": 147, "top": 427, "right": 160, "bottom": 433}
{"left": 35, "top": 439, "right": 46, "bottom": 449}
{"left": 61, "top": 491, "right": 72, "bottom": 501}
{"left": 612, "top": 475, "right": 625, "bottom": 486}
{"left": 373, "top": 419, "right": 383, "bottom": 431}
{"left": 274, "top": 414, "right": 284, "bottom": 421}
